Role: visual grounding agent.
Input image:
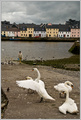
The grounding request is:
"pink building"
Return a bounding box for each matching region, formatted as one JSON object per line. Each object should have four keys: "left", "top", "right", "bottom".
{"left": 71, "top": 26, "right": 80, "bottom": 38}
{"left": 15, "top": 31, "right": 21, "bottom": 37}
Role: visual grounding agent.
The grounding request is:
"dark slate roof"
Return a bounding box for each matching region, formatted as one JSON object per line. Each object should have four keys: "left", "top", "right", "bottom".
{"left": 26, "top": 24, "right": 36, "bottom": 28}
{"left": 71, "top": 25, "right": 80, "bottom": 29}
{"left": 19, "top": 27, "right": 27, "bottom": 31}
{"left": 34, "top": 25, "right": 46, "bottom": 31}
{"left": 18, "top": 23, "right": 36, "bottom": 28}
{"left": 58, "top": 24, "right": 70, "bottom": 31}
{"left": 18, "top": 23, "right": 36, "bottom": 30}
{"left": 1, "top": 25, "right": 8, "bottom": 31}
{"left": 7, "top": 28, "right": 20, "bottom": 31}
{"left": 1, "top": 27, "right": 8, "bottom": 31}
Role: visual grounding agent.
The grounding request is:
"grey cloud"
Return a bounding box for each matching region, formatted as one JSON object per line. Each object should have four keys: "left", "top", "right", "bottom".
{"left": 1, "top": 1, "right": 80, "bottom": 24}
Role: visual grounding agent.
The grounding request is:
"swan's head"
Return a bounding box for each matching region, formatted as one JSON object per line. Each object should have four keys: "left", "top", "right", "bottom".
{"left": 32, "top": 68, "right": 38, "bottom": 71}
{"left": 26, "top": 76, "right": 32, "bottom": 80}
{"left": 65, "top": 81, "right": 73, "bottom": 88}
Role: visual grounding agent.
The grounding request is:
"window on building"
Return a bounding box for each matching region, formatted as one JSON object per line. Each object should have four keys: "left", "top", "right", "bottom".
{"left": 23, "top": 28, "right": 25, "bottom": 30}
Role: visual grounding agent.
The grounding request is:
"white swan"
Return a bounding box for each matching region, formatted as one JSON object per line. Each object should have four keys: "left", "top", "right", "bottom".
{"left": 59, "top": 90, "right": 78, "bottom": 114}
{"left": 16, "top": 68, "right": 55, "bottom": 102}
{"left": 54, "top": 81, "right": 73, "bottom": 92}
{"left": 54, "top": 81, "right": 73, "bottom": 98}
{"left": 32, "top": 68, "right": 45, "bottom": 88}
{"left": 54, "top": 82, "right": 78, "bottom": 114}
{"left": 16, "top": 79, "right": 55, "bottom": 102}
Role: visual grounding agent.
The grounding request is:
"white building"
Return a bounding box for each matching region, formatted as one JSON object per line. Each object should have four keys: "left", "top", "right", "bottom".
{"left": 7, "top": 31, "right": 15, "bottom": 37}
{"left": 58, "top": 31, "right": 71, "bottom": 38}
{"left": 34, "top": 26, "right": 46, "bottom": 38}
{"left": 58, "top": 24, "right": 71, "bottom": 38}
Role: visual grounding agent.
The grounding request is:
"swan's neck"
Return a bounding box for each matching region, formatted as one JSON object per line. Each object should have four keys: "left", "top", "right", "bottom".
{"left": 65, "top": 90, "right": 69, "bottom": 101}
{"left": 35, "top": 69, "right": 40, "bottom": 82}
{"left": 64, "top": 83, "right": 70, "bottom": 101}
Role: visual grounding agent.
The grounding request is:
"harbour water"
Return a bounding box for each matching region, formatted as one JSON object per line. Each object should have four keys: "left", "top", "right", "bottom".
{"left": 1, "top": 41, "right": 74, "bottom": 61}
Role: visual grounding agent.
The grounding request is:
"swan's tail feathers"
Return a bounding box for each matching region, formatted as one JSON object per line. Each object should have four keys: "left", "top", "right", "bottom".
{"left": 59, "top": 106, "right": 67, "bottom": 114}
{"left": 40, "top": 87, "right": 55, "bottom": 101}
{"left": 47, "top": 96, "right": 55, "bottom": 101}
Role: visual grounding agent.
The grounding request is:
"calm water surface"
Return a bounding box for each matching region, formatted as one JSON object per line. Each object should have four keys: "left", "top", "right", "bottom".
{"left": 1, "top": 41, "right": 74, "bottom": 61}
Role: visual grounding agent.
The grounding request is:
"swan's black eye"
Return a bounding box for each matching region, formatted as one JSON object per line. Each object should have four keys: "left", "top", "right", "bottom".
{"left": 67, "top": 83, "right": 69, "bottom": 85}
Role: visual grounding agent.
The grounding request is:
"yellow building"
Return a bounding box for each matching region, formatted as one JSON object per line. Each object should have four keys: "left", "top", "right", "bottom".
{"left": 46, "top": 24, "right": 59, "bottom": 37}
{"left": 1, "top": 31, "right": 8, "bottom": 37}
{"left": 1, "top": 26, "right": 8, "bottom": 37}
{"left": 19, "top": 24, "right": 35, "bottom": 37}
{"left": 20, "top": 30, "right": 27, "bottom": 37}
{"left": 27, "top": 27, "right": 34, "bottom": 37}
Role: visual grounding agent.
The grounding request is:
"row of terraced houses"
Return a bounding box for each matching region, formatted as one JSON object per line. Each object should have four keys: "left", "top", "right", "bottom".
{"left": 1, "top": 19, "right": 80, "bottom": 38}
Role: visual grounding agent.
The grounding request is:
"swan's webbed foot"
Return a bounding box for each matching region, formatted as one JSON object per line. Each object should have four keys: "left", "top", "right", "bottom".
{"left": 39, "top": 97, "right": 43, "bottom": 103}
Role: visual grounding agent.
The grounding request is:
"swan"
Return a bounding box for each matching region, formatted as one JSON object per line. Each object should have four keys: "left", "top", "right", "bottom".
{"left": 32, "top": 68, "right": 45, "bottom": 88}
{"left": 16, "top": 68, "right": 55, "bottom": 102}
{"left": 54, "top": 82, "right": 78, "bottom": 114}
{"left": 59, "top": 89, "right": 78, "bottom": 114}
{"left": 16, "top": 79, "right": 55, "bottom": 102}
{"left": 54, "top": 81, "right": 73, "bottom": 98}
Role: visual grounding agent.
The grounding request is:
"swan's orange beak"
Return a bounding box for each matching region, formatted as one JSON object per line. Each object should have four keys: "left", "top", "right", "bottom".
{"left": 32, "top": 69, "right": 34, "bottom": 71}
{"left": 71, "top": 85, "right": 73, "bottom": 88}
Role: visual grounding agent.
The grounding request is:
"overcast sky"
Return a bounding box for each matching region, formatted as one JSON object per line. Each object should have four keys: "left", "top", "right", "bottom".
{"left": 1, "top": 1, "right": 80, "bottom": 24}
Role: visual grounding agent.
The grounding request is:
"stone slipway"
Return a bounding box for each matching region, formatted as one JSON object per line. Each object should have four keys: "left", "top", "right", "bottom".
{"left": 1, "top": 63, "right": 80, "bottom": 119}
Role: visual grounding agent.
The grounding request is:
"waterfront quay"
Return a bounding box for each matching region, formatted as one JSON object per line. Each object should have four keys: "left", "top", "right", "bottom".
{"left": 1, "top": 37, "right": 79, "bottom": 42}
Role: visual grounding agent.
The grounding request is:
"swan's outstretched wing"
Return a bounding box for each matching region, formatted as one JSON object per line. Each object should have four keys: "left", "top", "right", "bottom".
{"left": 39, "top": 80, "right": 45, "bottom": 88}
{"left": 54, "top": 83, "right": 67, "bottom": 92}
{"left": 16, "top": 80, "right": 39, "bottom": 92}
{"left": 16, "top": 80, "right": 55, "bottom": 100}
